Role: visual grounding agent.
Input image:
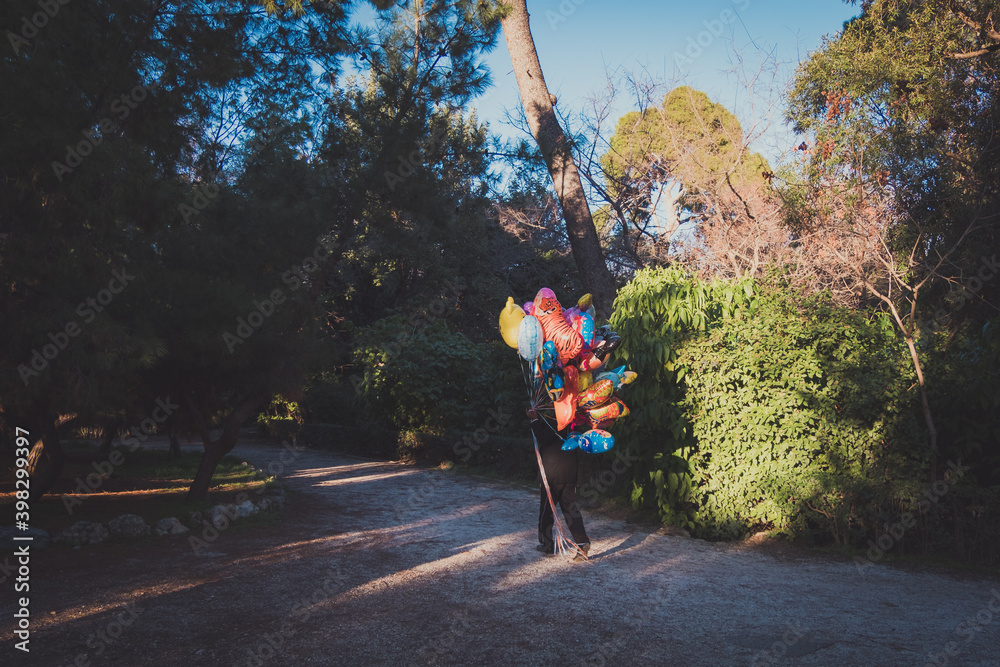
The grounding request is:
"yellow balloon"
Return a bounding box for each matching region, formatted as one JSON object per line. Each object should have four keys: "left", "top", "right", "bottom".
{"left": 578, "top": 370, "right": 593, "bottom": 390}
{"left": 498, "top": 296, "right": 525, "bottom": 349}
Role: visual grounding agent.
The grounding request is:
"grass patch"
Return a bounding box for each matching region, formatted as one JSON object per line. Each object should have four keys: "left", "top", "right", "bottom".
{"left": 0, "top": 439, "right": 277, "bottom": 537}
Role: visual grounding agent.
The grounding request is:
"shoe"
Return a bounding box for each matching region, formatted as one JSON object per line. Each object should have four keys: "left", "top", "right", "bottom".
{"left": 572, "top": 542, "right": 591, "bottom": 561}
{"left": 536, "top": 544, "right": 554, "bottom": 555}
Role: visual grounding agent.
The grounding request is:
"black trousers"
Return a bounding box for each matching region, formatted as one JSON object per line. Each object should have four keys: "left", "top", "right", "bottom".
{"left": 538, "top": 482, "right": 589, "bottom": 548}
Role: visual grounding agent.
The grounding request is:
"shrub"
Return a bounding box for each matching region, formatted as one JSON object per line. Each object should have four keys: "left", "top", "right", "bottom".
{"left": 301, "top": 373, "right": 358, "bottom": 426}
{"left": 680, "top": 283, "right": 927, "bottom": 541}
{"left": 352, "top": 316, "right": 521, "bottom": 436}
{"left": 610, "top": 265, "right": 755, "bottom": 529}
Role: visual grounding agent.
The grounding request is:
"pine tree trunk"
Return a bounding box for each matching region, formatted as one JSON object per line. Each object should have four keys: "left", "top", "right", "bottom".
{"left": 185, "top": 393, "right": 265, "bottom": 501}
{"left": 500, "top": 0, "right": 617, "bottom": 316}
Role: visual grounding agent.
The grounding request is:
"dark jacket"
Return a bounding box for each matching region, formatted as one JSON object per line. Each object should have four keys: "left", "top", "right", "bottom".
{"left": 530, "top": 419, "right": 579, "bottom": 485}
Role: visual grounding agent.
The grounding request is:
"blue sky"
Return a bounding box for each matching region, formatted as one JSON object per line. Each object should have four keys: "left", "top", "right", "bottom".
{"left": 472, "top": 0, "right": 860, "bottom": 164}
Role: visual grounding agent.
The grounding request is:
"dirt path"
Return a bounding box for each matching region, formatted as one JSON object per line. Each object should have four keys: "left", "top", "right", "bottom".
{"left": 3, "top": 435, "right": 999, "bottom": 666}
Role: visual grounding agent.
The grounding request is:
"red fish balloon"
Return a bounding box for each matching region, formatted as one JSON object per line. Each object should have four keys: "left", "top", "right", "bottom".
{"left": 554, "top": 365, "right": 579, "bottom": 430}
{"left": 586, "top": 397, "right": 630, "bottom": 427}
{"left": 578, "top": 378, "right": 614, "bottom": 410}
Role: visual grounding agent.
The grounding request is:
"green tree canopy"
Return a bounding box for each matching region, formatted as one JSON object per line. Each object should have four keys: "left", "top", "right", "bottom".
{"left": 598, "top": 87, "right": 771, "bottom": 272}
{"left": 604, "top": 86, "right": 769, "bottom": 199}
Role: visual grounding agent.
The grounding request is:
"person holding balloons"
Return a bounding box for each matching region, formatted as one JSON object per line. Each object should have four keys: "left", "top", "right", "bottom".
{"left": 499, "top": 288, "right": 636, "bottom": 561}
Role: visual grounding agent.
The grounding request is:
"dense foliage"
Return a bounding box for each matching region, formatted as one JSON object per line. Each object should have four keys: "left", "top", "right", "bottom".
{"left": 681, "top": 281, "right": 927, "bottom": 542}
{"left": 607, "top": 267, "right": 997, "bottom": 562}
{"left": 608, "top": 266, "right": 754, "bottom": 528}
{"left": 352, "top": 316, "right": 498, "bottom": 434}
{"left": 0, "top": 0, "right": 523, "bottom": 498}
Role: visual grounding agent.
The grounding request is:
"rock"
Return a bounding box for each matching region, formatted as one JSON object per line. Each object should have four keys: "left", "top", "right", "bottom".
{"left": 154, "top": 517, "right": 189, "bottom": 536}
{"left": 0, "top": 526, "right": 51, "bottom": 550}
{"left": 108, "top": 514, "right": 151, "bottom": 537}
{"left": 209, "top": 504, "right": 236, "bottom": 529}
{"left": 236, "top": 500, "right": 257, "bottom": 518}
{"left": 57, "top": 521, "right": 109, "bottom": 546}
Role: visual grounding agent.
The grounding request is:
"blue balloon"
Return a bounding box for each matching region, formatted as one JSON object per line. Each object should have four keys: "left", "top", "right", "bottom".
{"left": 540, "top": 340, "right": 558, "bottom": 371}
{"left": 594, "top": 365, "right": 631, "bottom": 389}
{"left": 579, "top": 429, "right": 615, "bottom": 454}
{"left": 561, "top": 432, "right": 585, "bottom": 451}
{"left": 578, "top": 312, "right": 596, "bottom": 346}
{"left": 517, "top": 316, "right": 544, "bottom": 361}
{"left": 545, "top": 367, "right": 564, "bottom": 400}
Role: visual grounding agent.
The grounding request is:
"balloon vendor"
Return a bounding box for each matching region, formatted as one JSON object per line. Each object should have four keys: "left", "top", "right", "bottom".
{"left": 498, "top": 289, "right": 636, "bottom": 561}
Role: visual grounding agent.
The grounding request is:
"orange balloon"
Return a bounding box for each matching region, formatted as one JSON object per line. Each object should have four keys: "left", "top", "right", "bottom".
{"left": 534, "top": 288, "right": 583, "bottom": 364}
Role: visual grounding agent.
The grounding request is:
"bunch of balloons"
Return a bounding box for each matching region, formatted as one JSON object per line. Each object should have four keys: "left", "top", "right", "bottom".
{"left": 498, "top": 288, "right": 636, "bottom": 454}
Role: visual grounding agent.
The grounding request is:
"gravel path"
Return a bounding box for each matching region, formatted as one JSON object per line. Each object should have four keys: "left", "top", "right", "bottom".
{"left": 3, "top": 436, "right": 999, "bottom": 666}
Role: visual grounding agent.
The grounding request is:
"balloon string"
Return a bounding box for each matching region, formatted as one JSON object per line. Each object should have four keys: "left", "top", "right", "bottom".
{"left": 523, "top": 356, "right": 586, "bottom": 561}
{"left": 532, "top": 427, "right": 588, "bottom": 562}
